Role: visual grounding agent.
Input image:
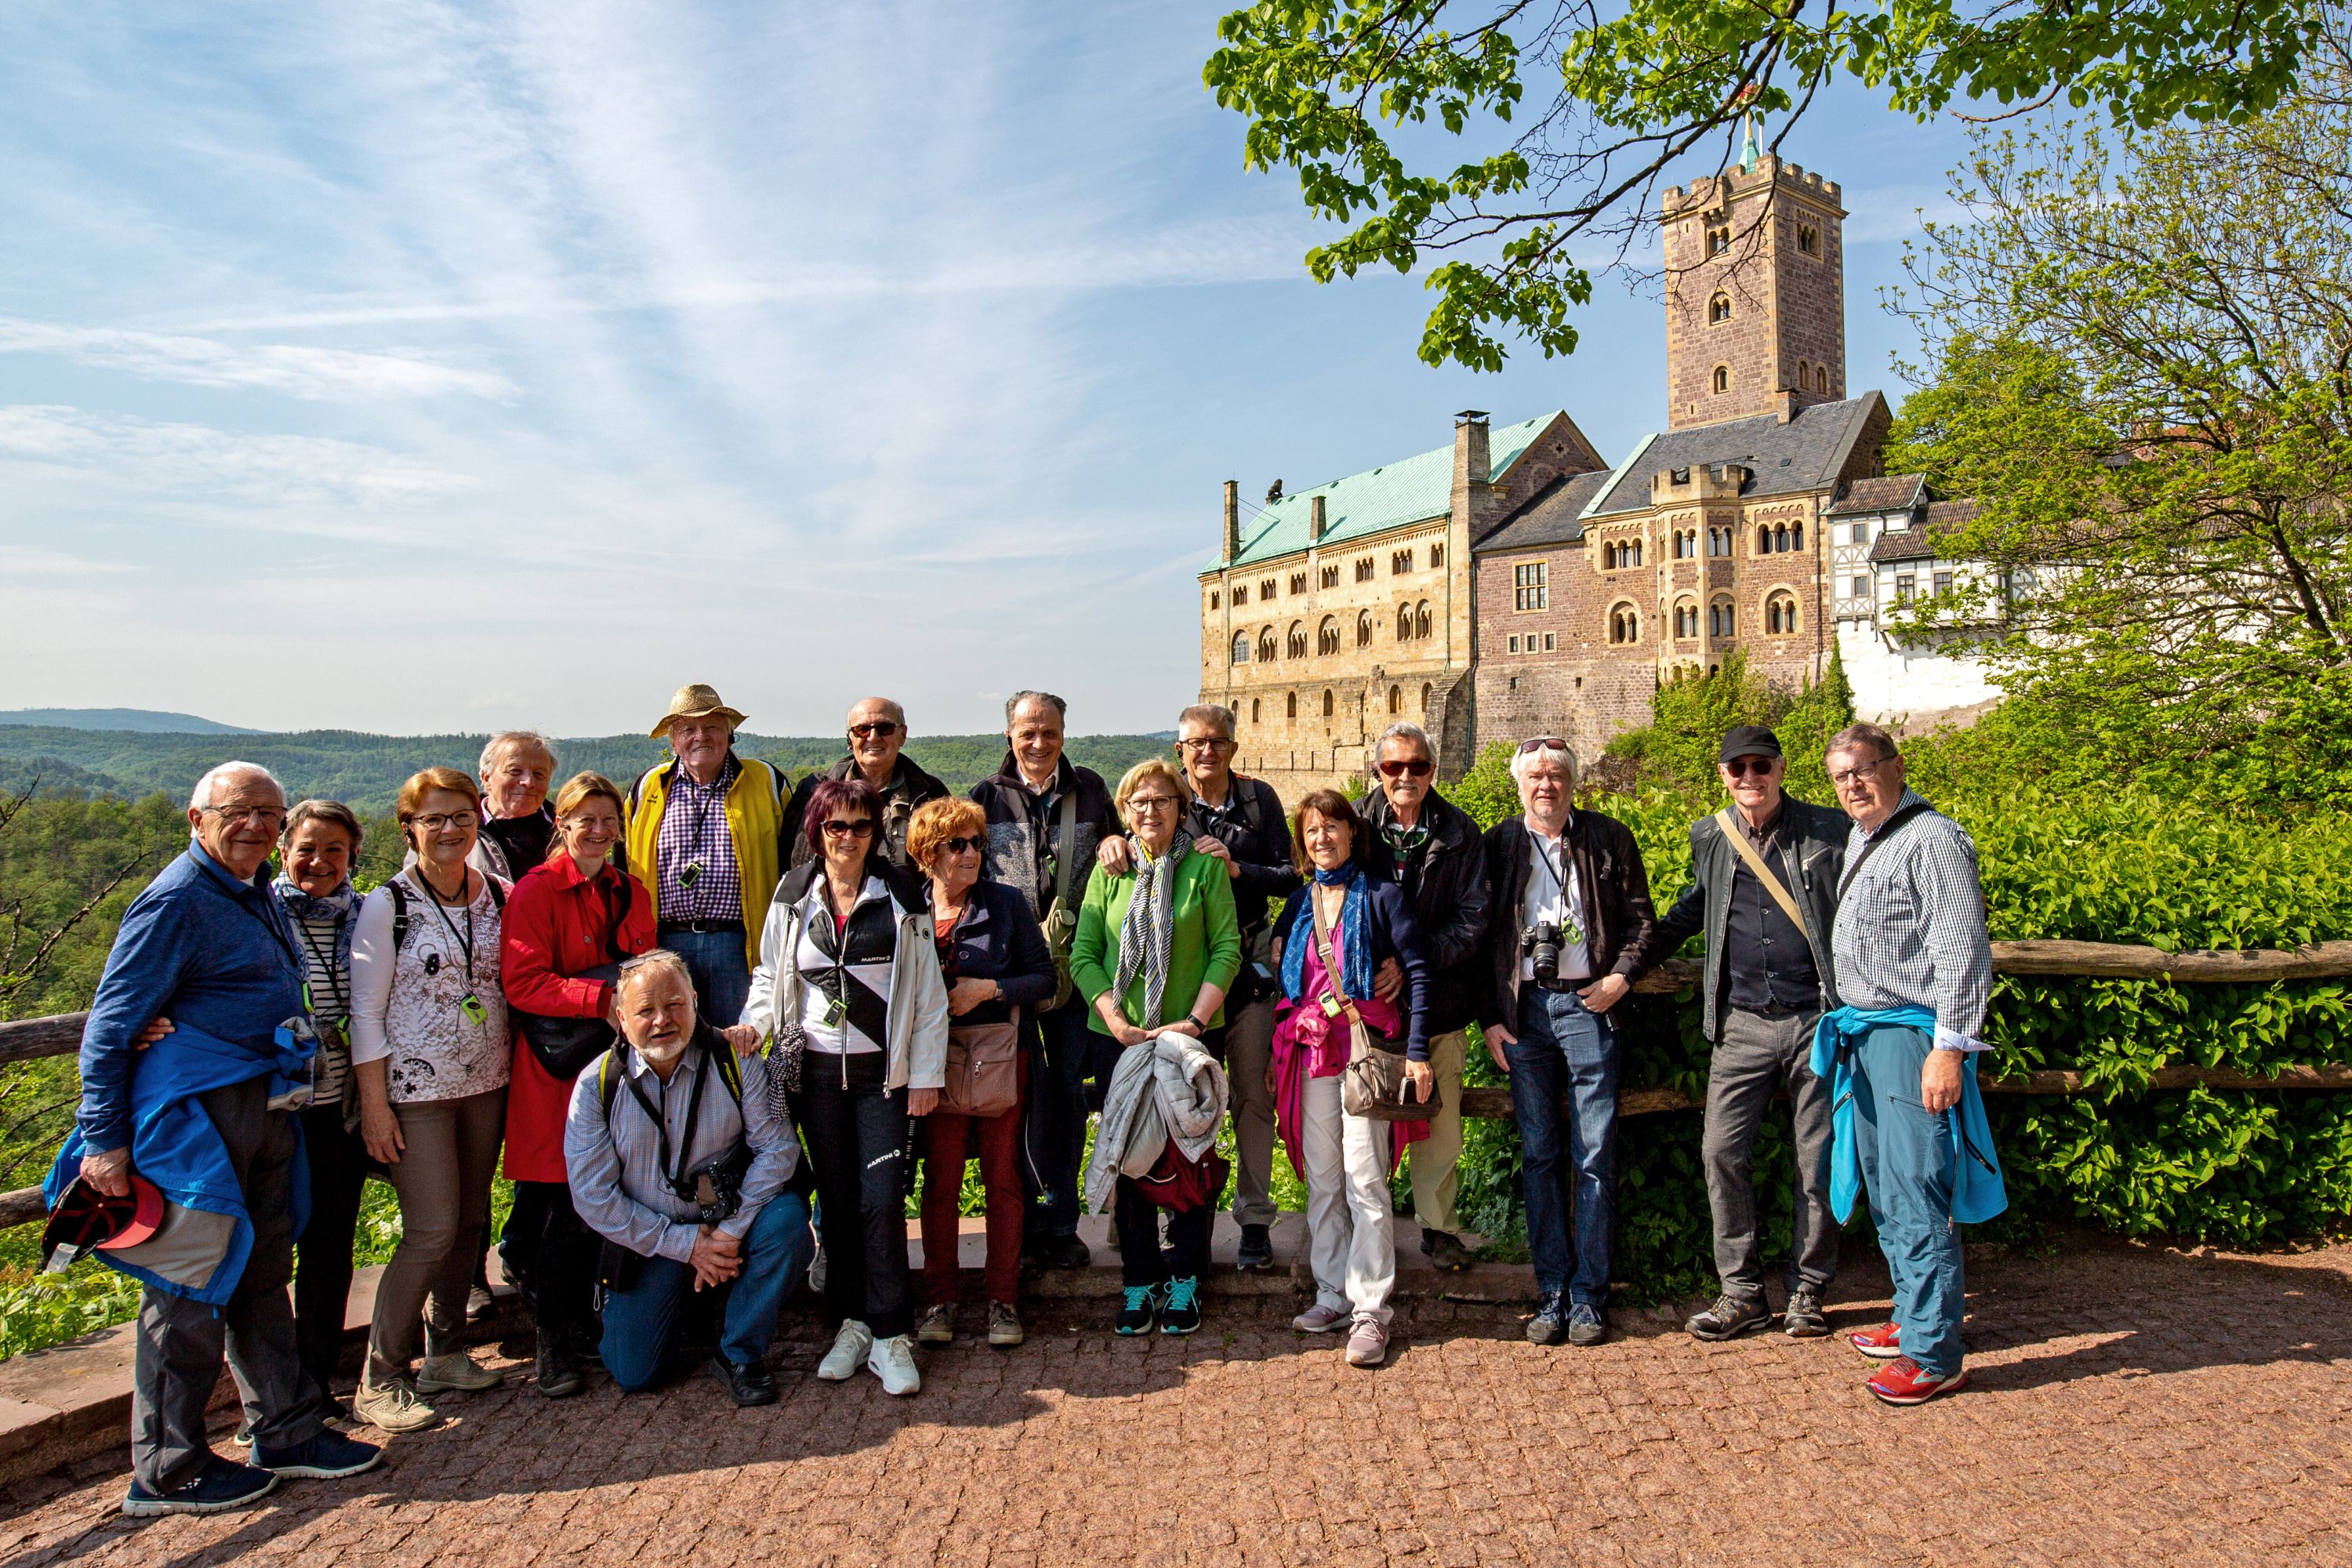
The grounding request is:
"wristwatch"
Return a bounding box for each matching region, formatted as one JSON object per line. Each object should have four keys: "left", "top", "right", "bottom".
{"left": 1185, "top": 1013, "right": 1210, "bottom": 1033}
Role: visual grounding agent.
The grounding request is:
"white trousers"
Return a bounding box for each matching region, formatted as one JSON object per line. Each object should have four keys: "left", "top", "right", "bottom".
{"left": 1300, "top": 1073, "right": 1396, "bottom": 1325}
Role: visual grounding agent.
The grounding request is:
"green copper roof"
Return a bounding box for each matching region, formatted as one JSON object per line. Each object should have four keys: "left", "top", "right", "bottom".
{"left": 1214, "top": 412, "right": 1563, "bottom": 571}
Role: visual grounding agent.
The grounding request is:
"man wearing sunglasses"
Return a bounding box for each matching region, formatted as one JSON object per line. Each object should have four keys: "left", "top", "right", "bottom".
{"left": 1622, "top": 725, "right": 1849, "bottom": 1344}
{"left": 1356, "top": 723, "right": 1490, "bottom": 1273}
{"left": 780, "top": 697, "right": 949, "bottom": 874}
{"left": 1098, "top": 703, "right": 1298, "bottom": 1271}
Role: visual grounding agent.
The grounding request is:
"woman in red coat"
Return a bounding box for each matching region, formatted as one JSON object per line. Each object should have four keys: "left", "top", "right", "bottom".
{"left": 499, "top": 771, "right": 655, "bottom": 1397}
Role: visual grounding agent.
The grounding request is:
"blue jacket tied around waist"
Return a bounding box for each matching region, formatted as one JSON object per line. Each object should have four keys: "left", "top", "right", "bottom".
{"left": 1810, "top": 1005, "right": 2007, "bottom": 1227}
{"left": 47, "top": 1022, "right": 315, "bottom": 1305}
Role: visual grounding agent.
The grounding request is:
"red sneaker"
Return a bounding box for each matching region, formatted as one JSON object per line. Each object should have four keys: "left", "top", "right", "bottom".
{"left": 1867, "top": 1356, "right": 1968, "bottom": 1406}
{"left": 1848, "top": 1322, "right": 1903, "bottom": 1359}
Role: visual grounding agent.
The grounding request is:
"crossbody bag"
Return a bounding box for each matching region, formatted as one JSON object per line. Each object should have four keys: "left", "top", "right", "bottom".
{"left": 1314, "top": 887, "right": 1436, "bottom": 1120}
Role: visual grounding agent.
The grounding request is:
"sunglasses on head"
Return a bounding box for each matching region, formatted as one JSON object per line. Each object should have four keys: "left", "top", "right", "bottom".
{"left": 1378, "top": 758, "right": 1434, "bottom": 779}
{"left": 1722, "top": 757, "right": 1779, "bottom": 778}
{"left": 849, "top": 721, "right": 900, "bottom": 739}
{"left": 1515, "top": 736, "right": 1568, "bottom": 755}
{"left": 822, "top": 818, "right": 876, "bottom": 838}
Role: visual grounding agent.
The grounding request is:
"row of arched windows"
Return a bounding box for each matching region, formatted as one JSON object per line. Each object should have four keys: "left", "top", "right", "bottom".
{"left": 1229, "top": 603, "right": 1431, "bottom": 665}
{"left": 1242, "top": 684, "right": 1433, "bottom": 724}
{"left": 1757, "top": 520, "right": 1806, "bottom": 554}
{"left": 1597, "top": 589, "right": 1802, "bottom": 647}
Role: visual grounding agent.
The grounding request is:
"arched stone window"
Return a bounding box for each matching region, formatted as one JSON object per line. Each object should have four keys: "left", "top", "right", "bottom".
{"left": 1250, "top": 698, "right": 1261, "bottom": 724}
{"left": 1286, "top": 691, "right": 1298, "bottom": 719}
{"left": 1396, "top": 604, "right": 1413, "bottom": 641}
{"left": 1766, "top": 591, "right": 1799, "bottom": 634}
{"left": 1420, "top": 683, "right": 1432, "bottom": 713}
{"left": 1773, "top": 523, "right": 1790, "bottom": 553}
{"left": 1210, "top": 590, "right": 1221, "bottom": 610}
{"left": 1674, "top": 600, "right": 1699, "bottom": 639}
{"left": 1356, "top": 610, "right": 1372, "bottom": 648}
{"left": 1713, "top": 365, "right": 1730, "bottom": 395}
{"left": 1709, "top": 292, "right": 1732, "bottom": 324}
{"left": 1257, "top": 627, "right": 1276, "bottom": 662}
{"left": 1388, "top": 685, "right": 1401, "bottom": 714}
{"left": 1791, "top": 520, "right": 1804, "bottom": 550}
{"left": 1710, "top": 597, "right": 1736, "bottom": 637}
{"left": 1287, "top": 622, "right": 1307, "bottom": 659}
{"left": 1756, "top": 524, "right": 1772, "bottom": 555}
{"left": 1321, "top": 689, "right": 1334, "bottom": 717}
{"left": 1414, "top": 601, "right": 1432, "bottom": 639}
{"left": 1316, "top": 616, "right": 1340, "bottom": 656}
{"left": 1230, "top": 633, "right": 1249, "bottom": 665}
{"left": 1609, "top": 602, "right": 1640, "bottom": 644}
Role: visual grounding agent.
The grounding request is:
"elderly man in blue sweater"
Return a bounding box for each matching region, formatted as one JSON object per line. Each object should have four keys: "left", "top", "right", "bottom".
{"left": 69, "top": 762, "right": 382, "bottom": 1516}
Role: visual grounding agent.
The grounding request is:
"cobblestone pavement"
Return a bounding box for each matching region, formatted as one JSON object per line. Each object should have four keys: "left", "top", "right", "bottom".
{"left": 4, "top": 1234, "right": 2349, "bottom": 1567}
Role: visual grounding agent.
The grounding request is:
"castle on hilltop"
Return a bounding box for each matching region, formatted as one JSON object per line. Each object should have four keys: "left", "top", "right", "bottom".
{"left": 1195, "top": 150, "right": 2001, "bottom": 794}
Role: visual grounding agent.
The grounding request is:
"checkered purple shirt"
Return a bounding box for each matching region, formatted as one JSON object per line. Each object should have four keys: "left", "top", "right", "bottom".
{"left": 654, "top": 754, "right": 745, "bottom": 923}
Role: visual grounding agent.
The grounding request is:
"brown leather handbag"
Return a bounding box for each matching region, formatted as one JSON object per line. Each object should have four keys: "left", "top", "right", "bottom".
{"left": 1312, "top": 890, "right": 1437, "bottom": 1121}
{"left": 939, "top": 1018, "right": 1021, "bottom": 1118}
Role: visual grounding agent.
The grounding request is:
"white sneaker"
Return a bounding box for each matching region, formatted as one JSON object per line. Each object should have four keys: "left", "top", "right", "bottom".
{"left": 818, "top": 1319, "right": 873, "bottom": 1381}
{"left": 352, "top": 1376, "right": 441, "bottom": 1433}
{"left": 867, "top": 1334, "right": 921, "bottom": 1396}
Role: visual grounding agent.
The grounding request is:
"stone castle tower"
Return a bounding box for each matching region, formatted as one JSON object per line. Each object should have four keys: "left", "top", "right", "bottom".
{"left": 1661, "top": 151, "right": 1848, "bottom": 428}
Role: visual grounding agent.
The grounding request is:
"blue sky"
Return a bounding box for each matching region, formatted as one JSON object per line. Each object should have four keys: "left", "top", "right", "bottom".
{"left": 0, "top": 2, "right": 1980, "bottom": 738}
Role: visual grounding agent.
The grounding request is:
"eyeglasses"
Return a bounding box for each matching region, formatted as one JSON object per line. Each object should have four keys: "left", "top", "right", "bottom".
{"left": 1828, "top": 758, "right": 1890, "bottom": 787}
{"left": 848, "top": 722, "right": 900, "bottom": 739}
{"left": 201, "top": 805, "right": 287, "bottom": 829}
{"left": 1175, "top": 736, "right": 1233, "bottom": 753}
{"left": 1516, "top": 736, "right": 1569, "bottom": 755}
{"left": 1378, "top": 758, "right": 1434, "bottom": 779}
{"left": 1127, "top": 795, "right": 1178, "bottom": 813}
{"left": 1722, "top": 757, "right": 1779, "bottom": 779}
{"left": 822, "top": 818, "right": 876, "bottom": 838}
{"left": 412, "top": 813, "right": 474, "bottom": 832}
{"left": 939, "top": 835, "right": 985, "bottom": 855}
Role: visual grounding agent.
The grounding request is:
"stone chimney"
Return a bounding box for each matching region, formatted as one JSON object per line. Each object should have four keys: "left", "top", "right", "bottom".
{"left": 1452, "top": 410, "right": 1491, "bottom": 500}
{"left": 1221, "top": 479, "right": 1240, "bottom": 563}
{"left": 1308, "top": 494, "right": 1327, "bottom": 544}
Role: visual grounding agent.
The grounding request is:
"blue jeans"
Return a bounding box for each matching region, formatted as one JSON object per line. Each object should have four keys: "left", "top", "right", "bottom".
{"left": 1021, "top": 999, "right": 1098, "bottom": 1242}
{"left": 598, "top": 1191, "right": 812, "bottom": 1390}
{"left": 1507, "top": 989, "right": 1620, "bottom": 1305}
{"left": 659, "top": 927, "right": 752, "bottom": 1029}
{"left": 1850, "top": 1023, "right": 1965, "bottom": 1377}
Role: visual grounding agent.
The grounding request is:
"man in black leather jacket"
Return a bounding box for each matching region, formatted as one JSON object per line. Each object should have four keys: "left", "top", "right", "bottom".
{"left": 1359, "top": 722, "right": 1490, "bottom": 1272}
{"left": 1624, "top": 725, "right": 1849, "bottom": 1342}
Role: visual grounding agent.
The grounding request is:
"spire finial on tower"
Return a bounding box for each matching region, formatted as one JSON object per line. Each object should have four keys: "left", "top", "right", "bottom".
{"left": 1733, "top": 84, "right": 1762, "bottom": 173}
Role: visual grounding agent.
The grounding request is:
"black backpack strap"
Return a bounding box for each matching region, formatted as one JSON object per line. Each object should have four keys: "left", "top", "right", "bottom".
{"left": 1835, "top": 801, "right": 1934, "bottom": 901}
{"left": 387, "top": 878, "right": 411, "bottom": 951}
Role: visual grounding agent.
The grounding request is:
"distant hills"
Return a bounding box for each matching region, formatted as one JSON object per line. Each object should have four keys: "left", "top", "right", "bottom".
{"left": 0, "top": 724, "right": 1174, "bottom": 812}
{"left": 0, "top": 707, "right": 258, "bottom": 735}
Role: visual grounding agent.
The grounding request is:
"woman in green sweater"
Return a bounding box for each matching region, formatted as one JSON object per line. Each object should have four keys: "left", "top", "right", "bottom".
{"left": 1071, "top": 757, "right": 1242, "bottom": 1335}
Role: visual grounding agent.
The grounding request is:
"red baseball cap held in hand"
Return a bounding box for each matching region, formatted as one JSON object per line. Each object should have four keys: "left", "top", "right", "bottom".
{"left": 40, "top": 1172, "right": 165, "bottom": 1273}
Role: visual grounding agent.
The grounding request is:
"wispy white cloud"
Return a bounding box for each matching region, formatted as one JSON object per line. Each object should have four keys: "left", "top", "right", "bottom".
{"left": 0, "top": 405, "right": 472, "bottom": 507}
{"left": 0, "top": 317, "right": 513, "bottom": 401}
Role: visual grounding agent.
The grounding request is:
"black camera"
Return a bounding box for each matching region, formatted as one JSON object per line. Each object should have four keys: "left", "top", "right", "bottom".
{"left": 1521, "top": 921, "right": 1563, "bottom": 985}
{"left": 684, "top": 1145, "right": 753, "bottom": 1226}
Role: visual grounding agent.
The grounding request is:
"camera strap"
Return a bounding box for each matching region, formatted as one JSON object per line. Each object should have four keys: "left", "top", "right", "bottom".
{"left": 1309, "top": 885, "right": 1368, "bottom": 1052}
{"left": 619, "top": 1044, "right": 712, "bottom": 1203}
{"left": 1527, "top": 828, "right": 1582, "bottom": 945}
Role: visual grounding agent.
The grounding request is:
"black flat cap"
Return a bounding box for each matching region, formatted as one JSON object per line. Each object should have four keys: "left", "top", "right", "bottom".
{"left": 1719, "top": 725, "right": 1783, "bottom": 763}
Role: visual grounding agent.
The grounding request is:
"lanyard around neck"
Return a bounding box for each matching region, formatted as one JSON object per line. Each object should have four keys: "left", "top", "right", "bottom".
{"left": 415, "top": 870, "right": 477, "bottom": 982}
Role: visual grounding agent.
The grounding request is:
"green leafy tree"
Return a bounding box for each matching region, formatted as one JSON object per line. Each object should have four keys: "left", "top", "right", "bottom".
{"left": 1885, "top": 21, "right": 2352, "bottom": 804}
{"left": 1203, "top": 0, "right": 2325, "bottom": 369}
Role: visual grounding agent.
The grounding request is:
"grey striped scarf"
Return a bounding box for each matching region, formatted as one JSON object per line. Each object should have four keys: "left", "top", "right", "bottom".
{"left": 1112, "top": 829, "right": 1192, "bottom": 1030}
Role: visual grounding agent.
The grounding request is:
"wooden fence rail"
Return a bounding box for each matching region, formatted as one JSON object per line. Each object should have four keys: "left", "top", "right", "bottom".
{"left": 2, "top": 938, "right": 2347, "bottom": 1232}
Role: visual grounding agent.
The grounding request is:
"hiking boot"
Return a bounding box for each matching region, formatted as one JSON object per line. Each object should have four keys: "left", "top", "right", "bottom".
{"left": 1292, "top": 1301, "right": 1348, "bottom": 1334}
{"left": 1115, "top": 1283, "right": 1163, "bottom": 1336}
{"left": 415, "top": 1351, "right": 502, "bottom": 1393}
{"left": 916, "top": 1302, "right": 956, "bottom": 1345}
{"left": 122, "top": 1457, "right": 278, "bottom": 1517}
{"left": 1686, "top": 1292, "right": 1771, "bottom": 1342}
{"left": 1783, "top": 1290, "right": 1831, "bottom": 1338}
{"left": 252, "top": 1430, "right": 382, "bottom": 1479}
{"left": 352, "top": 1376, "right": 440, "bottom": 1433}
{"left": 709, "top": 1354, "right": 779, "bottom": 1407}
{"left": 535, "top": 1330, "right": 583, "bottom": 1399}
{"left": 1526, "top": 1293, "right": 1570, "bottom": 1346}
{"left": 1345, "top": 1318, "right": 1389, "bottom": 1368}
{"left": 1566, "top": 1302, "right": 1610, "bottom": 1347}
{"left": 1236, "top": 1223, "right": 1275, "bottom": 1272}
{"left": 987, "top": 1301, "right": 1025, "bottom": 1348}
{"left": 867, "top": 1334, "right": 921, "bottom": 1396}
{"left": 1421, "top": 1229, "right": 1475, "bottom": 1272}
{"left": 1867, "top": 1356, "right": 1969, "bottom": 1406}
{"left": 1159, "top": 1276, "right": 1203, "bottom": 1335}
{"left": 818, "top": 1319, "right": 874, "bottom": 1381}
{"left": 1849, "top": 1321, "right": 1904, "bottom": 1359}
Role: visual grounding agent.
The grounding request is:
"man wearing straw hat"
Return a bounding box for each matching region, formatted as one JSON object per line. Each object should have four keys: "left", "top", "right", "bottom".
{"left": 624, "top": 684, "right": 790, "bottom": 1028}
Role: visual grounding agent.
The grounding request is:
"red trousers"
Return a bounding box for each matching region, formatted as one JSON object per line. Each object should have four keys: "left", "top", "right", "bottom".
{"left": 920, "top": 1055, "right": 1025, "bottom": 1305}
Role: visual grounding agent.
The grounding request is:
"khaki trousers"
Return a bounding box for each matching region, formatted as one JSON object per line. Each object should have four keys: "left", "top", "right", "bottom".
{"left": 1406, "top": 1028, "right": 1468, "bottom": 1236}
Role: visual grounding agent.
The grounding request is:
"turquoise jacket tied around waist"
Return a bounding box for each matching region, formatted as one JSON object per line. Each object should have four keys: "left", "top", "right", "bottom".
{"left": 1809, "top": 1004, "right": 2007, "bottom": 1226}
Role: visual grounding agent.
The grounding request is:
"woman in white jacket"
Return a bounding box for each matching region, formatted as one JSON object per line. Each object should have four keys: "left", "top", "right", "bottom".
{"left": 737, "top": 777, "right": 946, "bottom": 1396}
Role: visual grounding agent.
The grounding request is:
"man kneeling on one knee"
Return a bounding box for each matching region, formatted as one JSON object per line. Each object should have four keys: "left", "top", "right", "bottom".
{"left": 564, "top": 949, "right": 811, "bottom": 1406}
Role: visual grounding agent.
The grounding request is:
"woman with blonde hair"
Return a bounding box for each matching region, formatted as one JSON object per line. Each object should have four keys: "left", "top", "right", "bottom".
{"left": 1070, "top": 757, "right": 1241, "bottom": 1338}
{"left": 500, "top": 772, "right": 656, "bottom": 1397}
{"left": 349, "top": 767, "right": 513, "bottom": 1432}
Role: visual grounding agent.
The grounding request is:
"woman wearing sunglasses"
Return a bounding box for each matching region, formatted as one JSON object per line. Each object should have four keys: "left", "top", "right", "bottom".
{"left": 906, "top": 797, "right": 1055, "bottom": 1349}
{"left": 741, "top": 777, "right": 947, "bottom": 1396}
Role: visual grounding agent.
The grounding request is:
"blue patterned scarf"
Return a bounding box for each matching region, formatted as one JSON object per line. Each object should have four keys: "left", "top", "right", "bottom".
{"left": 270, "top": 876, "right": 356, "bottom": 996}
{"left": 1280, "top": 862, "right": 1373, "bottom": 1004}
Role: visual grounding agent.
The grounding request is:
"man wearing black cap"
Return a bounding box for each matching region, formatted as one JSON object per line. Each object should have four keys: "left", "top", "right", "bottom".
{"left": 1624, "top": 726, "right": 1848, "bottom": 1341}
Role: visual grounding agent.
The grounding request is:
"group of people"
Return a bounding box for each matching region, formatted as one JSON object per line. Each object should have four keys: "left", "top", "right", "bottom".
{"left": 54, "top": 679, "right": 2000, "bottom": 1521}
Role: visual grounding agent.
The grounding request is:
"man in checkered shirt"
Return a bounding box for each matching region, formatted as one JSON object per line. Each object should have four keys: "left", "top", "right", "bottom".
{"left": 1820, "top": 721, "right": 1997, "bottom": 1407}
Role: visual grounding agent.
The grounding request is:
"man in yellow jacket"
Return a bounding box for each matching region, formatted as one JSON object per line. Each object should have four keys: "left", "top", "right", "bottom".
{"left": 626, "top": 684, "right": 789, "bottom": 1027}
